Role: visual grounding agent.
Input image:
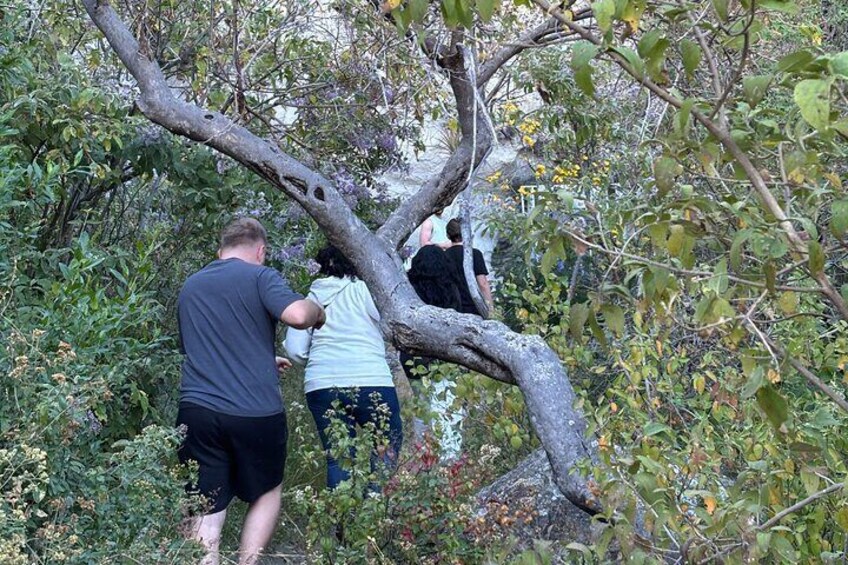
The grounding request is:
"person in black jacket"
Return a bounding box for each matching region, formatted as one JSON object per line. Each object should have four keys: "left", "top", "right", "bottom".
{"left": 399, "top": 245, "right": 462, "bottom": 382}
{"left": 443, "top": 218, "right": 493, "bottom": 316}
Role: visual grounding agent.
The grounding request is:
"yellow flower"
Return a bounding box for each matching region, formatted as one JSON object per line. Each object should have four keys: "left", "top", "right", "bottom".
{"left": 522, "top": 135, "right": 536, "bottom": 147}
{"left": 534, "top": 164, "right": 547, "bottom": 178}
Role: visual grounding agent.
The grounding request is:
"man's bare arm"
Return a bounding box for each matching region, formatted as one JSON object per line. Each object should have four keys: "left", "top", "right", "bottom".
{"left": 419, "top": 218, "right": 434, "bottom": 247}
{"left": 281, "top": 299, "right": 325, "bottom": 329}
{"left": 476, "top": 275, "right": 493, "bottom": 310}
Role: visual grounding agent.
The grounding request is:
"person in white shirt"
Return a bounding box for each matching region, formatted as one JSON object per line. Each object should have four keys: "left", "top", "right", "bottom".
{"left": 418, "top": 208, "right": 451, "bottom": 249}
{"left": 284, "top": 246, "right": 402, "bottom": 488}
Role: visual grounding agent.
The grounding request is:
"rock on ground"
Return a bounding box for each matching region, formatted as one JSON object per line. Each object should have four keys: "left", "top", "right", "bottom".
{"left": 475, "top": 448, "right": 602, "bottom": 550}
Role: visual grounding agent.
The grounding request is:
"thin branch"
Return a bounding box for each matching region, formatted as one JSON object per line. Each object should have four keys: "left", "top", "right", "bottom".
{"left": 707, "top": 0, "right": 756, "bottom": 120}
{"left": 560, "top": 227, "right": 823, "bottom": 293}
{"left": 762, "top": 335, "right": 848, "bottom": 413}
{"left": 758, "top": 482, "right": 844, "bottom": 531}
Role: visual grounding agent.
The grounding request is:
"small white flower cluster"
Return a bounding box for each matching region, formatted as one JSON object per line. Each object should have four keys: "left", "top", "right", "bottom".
{"left": 478, "top": 444, "right": 502, "bottom": 466}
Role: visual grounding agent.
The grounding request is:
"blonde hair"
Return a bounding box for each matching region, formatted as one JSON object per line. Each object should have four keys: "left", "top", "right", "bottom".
{"left": 219, "top": 218, "right": 267, "bottom": 249}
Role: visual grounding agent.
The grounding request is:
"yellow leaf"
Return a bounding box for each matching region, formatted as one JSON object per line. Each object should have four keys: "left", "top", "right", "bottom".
{"left": 784, "top": 459, "right": 795, "bottom": 474}
{"left": 788, "top": 168, "right": 805, "bottom": 185}
{"left": 694, "top": 375, "right": 705, "bottom": 394}
{"left": 769, "top": 486, "right": 781, "bottom": 505}
{"left": 704, "top": 496, "right": 717, "bottom": 515}
{"left": 824, "top": 172, "right": 843, "bottom": 189}
{"left": 656, "top": 339, "right": 663, "bottom": 356}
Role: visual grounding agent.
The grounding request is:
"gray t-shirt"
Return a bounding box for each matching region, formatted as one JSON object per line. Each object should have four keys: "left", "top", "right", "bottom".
{"left": 177, "top": 258, "right": 302, "bottom": 416}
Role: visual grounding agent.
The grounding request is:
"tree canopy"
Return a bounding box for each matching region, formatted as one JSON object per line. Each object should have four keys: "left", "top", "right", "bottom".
{"left": 2, "top": 0, "right": 848, "bottom": 562}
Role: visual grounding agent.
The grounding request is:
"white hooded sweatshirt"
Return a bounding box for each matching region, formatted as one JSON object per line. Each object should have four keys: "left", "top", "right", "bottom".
{"left": 284, "top": 276, "right": 393, "bottom": 393}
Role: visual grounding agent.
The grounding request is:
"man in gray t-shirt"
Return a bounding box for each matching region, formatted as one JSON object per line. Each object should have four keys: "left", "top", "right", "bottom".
{"left": 177, "top": 217, "right": 324, "bottom": 565}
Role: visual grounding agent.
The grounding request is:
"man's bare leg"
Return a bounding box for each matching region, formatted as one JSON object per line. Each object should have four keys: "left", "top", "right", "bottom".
{"left": 189, "top": 509, "right": 227, "bottom": 565}
{"left": 239, "top": 484, "right": 282, "bottom": 565}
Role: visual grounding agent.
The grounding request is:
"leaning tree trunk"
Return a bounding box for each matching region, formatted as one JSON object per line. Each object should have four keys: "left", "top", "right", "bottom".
{"left": 81, "top": 0, "right": 602, "bottom": 514}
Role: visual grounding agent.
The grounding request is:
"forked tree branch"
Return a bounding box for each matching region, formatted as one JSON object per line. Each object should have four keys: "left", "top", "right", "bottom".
{"left": 82, "top": 0, "right": 604, "bottom": 515}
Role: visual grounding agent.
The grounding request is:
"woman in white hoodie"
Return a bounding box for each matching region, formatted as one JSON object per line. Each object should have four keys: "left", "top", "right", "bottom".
{"left": 284, "top": 246, "right": 402, "bottom": 489}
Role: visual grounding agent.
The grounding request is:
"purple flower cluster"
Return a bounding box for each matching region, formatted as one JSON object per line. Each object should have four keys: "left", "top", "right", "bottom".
{"left": 306, "top": 259, "right": 320, "bottom": 275}
{"left": 375, "top": 131, "right": 397, "bottom": 152}
{"left": 85, "top": 410, "right": 103, "bottom": 434}
{"left": 274, "top": 239, "right": 306, "bottom": 263}
{"left": 273, "top": 214, "right": 288, "bottom": 230}
{"left": 235, "top": 191, "right": 273, "bottom": 219}
{"left": 331, "top": 167, "right": 369, "bottom": 208}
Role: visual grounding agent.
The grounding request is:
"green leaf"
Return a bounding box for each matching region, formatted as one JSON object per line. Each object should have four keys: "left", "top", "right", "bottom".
{"left": 588, "top": 308, "right": 608, "bottom": 347}
{"left": 592, "top": 0, "right": 616, "bottom": 34}
{"left": 477, "top": 0, "right": 499, "bottom": 21}
{"left": 757, "top": 384, "right": 789, "bottom": 429}
{"left": 408, "top": 0, "right": 429, "bottom": 21}
{"left": 541, "top": 237, "right": 566, "bottom": 275}
{"left": 614, "top": 46, "right": 644, "bottom": 79}
{"left": 667, "top": 224, "right": 685, "bottom": 256}
{"left": 574, "top": 65, "right": 595, "bottom": 97}
{"left": 648, "top": 222, "right": 668, "bottom": 248}
{"left": 441, "top": 0, "right": 460, "bottom": 26}
{"left": 681, "top": 39, "right": 701, "bottom": 79}
{"left": 835, "top": 508, "right": 848, "bottom": 532}
{"left": 777, "top": 50, "right": 814, "bottom": 73}
{"left": 643, "top": 421, "right": 672, "bottom": 437}
{"left": 742, "top": 366, "right": 765, "bottom": 399}
{"left": 807, "top": 240, "right": 824, "bottom": 275}
{"left": 637, "top": 30, "right": 663, "bottom": 57}
{"left": 743, "top": 75, "right": 773, "bottom": 108}
{"left": 800, "top": 469, "right": 821, "bottom": 496}
{"left": 601, "top": 304, "right": 625, "bottom": 337}
{"left": 794, "top": 79, "right": 832, "bottom": 130}
{"left": 730, "top": 229, "right": 752, "bottom": 270}
{"left": 674, "top": 99, "right": 694, "bottom": 137}
{"left": 777, "top": 291, "right": 798, "bottom": 315}
{"left": 707, "top": 258, "right": 729, "bottom": 295}
{"left": 392, "top": 7, "right": 413, "bottom": 32}
{"left": 763, "top": 261, "right": 776, "bottom": 294}
{"left": 569, "top": 302, "right": 590, "bottom": 341}
{"left": 456, "top": 0, "right": 474, "bottom": 28}
{"left": 571, "top": 41, "right": 599, "bottom": 69}
{"left": 654, "top": 156, "right": 682, "bottom": 196}
{"left": 831, "top": 52, "right": 848, "bottom": 78}
{"left": 831, "top": 200, "right": 848, "bottom": 238}
{"left": 758, "top": 0, "right": 798, "bottom": 13}
{"left": 712, "top": 0, "right": 728, "bottom": 21}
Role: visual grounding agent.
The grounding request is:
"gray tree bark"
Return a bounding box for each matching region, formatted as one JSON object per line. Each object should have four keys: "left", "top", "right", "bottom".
{"left": 81, "top": 0, "right": 602, "bottom": 515}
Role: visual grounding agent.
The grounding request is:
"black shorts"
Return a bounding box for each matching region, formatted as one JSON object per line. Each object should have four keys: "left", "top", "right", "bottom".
{"left": 177, "top": 403, "right": 288, "bottom": 514}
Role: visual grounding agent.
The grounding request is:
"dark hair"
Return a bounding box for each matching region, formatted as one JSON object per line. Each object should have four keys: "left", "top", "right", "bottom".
{"left": 408, "top": 246, "right": 461, "bottom": 310}
{"left": 220, "top": 217, "right": 267, "bottom": 249}
{"left": 446, "top": 218, "right": 462, "bottom": 243}
{"left": 316, "top": 245, "right": 358, "bottom": 279}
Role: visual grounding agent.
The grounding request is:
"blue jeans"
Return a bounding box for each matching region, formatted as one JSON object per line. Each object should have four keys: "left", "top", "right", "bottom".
{"left": 306, "top": 386, "right": 403, "bottom": 489}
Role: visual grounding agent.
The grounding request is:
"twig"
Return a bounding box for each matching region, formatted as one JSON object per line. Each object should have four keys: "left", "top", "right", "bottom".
{"left": 758, "top": 482, "right": 844, "bottom": 531}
